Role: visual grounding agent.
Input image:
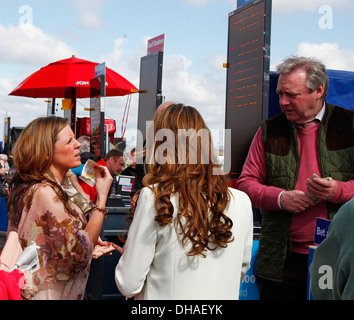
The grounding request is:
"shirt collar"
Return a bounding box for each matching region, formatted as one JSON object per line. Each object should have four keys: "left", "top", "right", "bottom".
{"left": 314, "top": 102, "right": 326, "bottom": 122}
{"left": 291, "top": 102, "right": 325, "bottom": 128}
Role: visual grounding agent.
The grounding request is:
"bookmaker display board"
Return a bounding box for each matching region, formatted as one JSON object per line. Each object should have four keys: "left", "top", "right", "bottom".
{"left": 225, "top": 0, "right": 272, "bottom": 180}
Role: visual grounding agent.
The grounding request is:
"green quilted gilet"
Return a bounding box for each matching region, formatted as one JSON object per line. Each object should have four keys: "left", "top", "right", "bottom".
{"left": 256, "top": 103, "right": 354, "bottom": 282}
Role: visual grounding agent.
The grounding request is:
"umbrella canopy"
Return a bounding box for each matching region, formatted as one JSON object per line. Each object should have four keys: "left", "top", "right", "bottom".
{"left": 9, "top": 56, "right": 138, "bottom": 98}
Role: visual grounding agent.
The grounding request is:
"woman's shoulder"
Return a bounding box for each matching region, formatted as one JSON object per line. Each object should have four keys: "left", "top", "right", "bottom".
{"left": 138, "top": 185, "right": 156, "bottom": 199}
{"left": 228, "top": 187, "right": 251, "bottom": 204}
{"left": 27, "top": 181, "right": 59, "bottom": 199}
{"left": 30, "top": 181, "right": 55, "bottom": 190}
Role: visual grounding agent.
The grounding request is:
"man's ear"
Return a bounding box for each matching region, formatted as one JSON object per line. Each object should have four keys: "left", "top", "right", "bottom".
{"left": 315, "top": 83, "right": 325, "bottom": 100}
{"left": 106, "top": 156, "right": 115, "bottom": 165}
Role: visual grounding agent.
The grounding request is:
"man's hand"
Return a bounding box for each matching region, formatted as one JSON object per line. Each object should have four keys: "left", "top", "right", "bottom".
{"left": 280, "top": 190, "right": 316, "bottom": 213}
{"left": 306, "top": 176, "right": 337, "bottom": 202}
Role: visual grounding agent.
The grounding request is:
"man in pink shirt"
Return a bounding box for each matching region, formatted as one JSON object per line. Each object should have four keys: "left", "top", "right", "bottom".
{"left": 238, "top": 56, "right": 354, "bottom": 300}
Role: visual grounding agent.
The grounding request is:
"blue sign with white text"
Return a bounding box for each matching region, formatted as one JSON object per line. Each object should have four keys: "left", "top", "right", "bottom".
{"left": 307, "top": 245, "right": 317, "bottom": 300}
{"left": 314, "top": 217, "right": 332, "bottom": 245}
{"left": 239, "top": 240, "right": 259, "bottom": 300}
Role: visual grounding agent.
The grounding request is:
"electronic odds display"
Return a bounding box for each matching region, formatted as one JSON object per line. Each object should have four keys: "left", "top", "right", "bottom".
{"left": 137, "top": 51, "right": 163, "bottom": 141}
{"left": 3, "top": 117, "right": 10, "bottom": 154}
{"left": 225, "top": 0, "right": 271, "bottom": 179}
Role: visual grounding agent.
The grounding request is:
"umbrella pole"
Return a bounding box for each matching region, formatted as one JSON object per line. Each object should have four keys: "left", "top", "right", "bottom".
{"left": 51, "top": 98, "right": 56, "bottom": 115}
{"left": 63, "top": 88, "right": 76, "bottom": 136}
{"left": 71, "top": 97, "right": 76, "bottom": 136}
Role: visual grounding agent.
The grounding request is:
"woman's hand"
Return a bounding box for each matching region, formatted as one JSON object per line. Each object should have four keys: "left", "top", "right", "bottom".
{"left": 94, "top": 164, "right": 113, "bottom": 200}
{"left": 112, "top": 243, "right": 124, "bottom": 255}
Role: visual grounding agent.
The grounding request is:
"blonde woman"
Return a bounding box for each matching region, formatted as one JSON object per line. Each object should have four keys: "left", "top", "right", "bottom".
{"left": 115, "top": 104, "right": 253, "bottom": 299}
{"left": 6, "top": 116, "right": 112, "bottom": 299}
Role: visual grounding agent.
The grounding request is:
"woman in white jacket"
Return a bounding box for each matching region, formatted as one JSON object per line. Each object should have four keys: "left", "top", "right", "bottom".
{"left": 115, "top": 104, "right": 253, "bottom": 300}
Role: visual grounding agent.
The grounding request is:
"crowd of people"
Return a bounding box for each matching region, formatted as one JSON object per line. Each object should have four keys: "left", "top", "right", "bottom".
{"left": 0, "top": 55, "right": 353, "bottom": 300}
{"left": 0, "top": 154, "right": 13, "bottom": 198}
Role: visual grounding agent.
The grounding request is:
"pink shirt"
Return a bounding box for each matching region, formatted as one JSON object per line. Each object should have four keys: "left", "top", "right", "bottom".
{"left": 238, "top": 123, "right": 354, "bottom": 254}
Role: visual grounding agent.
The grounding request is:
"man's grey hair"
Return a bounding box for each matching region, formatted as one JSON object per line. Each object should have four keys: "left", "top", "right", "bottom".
{"left": 77, "top": 135, "right": 90, "bottom": 153}
{"left": 276, "top": 55, "right": 329, "bottom": 99}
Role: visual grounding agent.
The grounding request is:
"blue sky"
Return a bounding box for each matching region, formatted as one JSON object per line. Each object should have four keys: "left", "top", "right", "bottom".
{"left": 0, "top": 0, "right": 353, "bottom": 149}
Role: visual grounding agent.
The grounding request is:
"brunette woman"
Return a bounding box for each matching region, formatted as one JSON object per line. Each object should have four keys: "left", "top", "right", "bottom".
{"left": 115, "top": 104, "right": 253, "bottom": 299}
{"left": 7, "top": 116, "right": 112, "bottom": 299}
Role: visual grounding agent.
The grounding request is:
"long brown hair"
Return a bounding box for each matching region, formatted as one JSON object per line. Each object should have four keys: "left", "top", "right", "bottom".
{"left": 7, "top": 116, "right": 71, "bottom": 228}
{"left": 143, "top": 104, "right": 233, "bottom": 257}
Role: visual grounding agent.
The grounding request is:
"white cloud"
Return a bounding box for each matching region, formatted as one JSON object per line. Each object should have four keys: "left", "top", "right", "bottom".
{"left": 98, "top": 39, "right": 227, "bottom": 148}
{"left": 0, "top": 22, "right": 78, "bottom": 142}
{"left": 101, "top": 37, "right": 127, "bottom": 67}
{"left": 0, "top": 76, "right": 51, "bottom": 143}
{"left": 99, "top": 36, "right": 141, "bottom": 82}
{"left": 162, "top": 54, "right": 225, "bottom": 130}
{"left": 296, "top": 42, "right": 354, "bottom": 71}
{"left": 72, "top": 0, "right": 103, "bottom": 28}
{"left": 0, "top": 78, "right": 16, "bottom": 98}
{"left": 270, "top": 42, "right": 354, "bottom": 72}
{"left": 0, "top": 23, "right": 76, "bottom": 66}
{"left": 273, "top": 0, "right": 351, "bottom": 14}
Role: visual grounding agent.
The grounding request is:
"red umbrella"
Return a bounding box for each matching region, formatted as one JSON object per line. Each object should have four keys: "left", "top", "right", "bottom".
{"left": 9, "top": 56, "right": 138, "bottom": 98}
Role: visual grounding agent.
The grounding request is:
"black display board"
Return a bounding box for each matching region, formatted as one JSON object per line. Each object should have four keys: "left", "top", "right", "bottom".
{"left": 225, "top": 0, "right": 271, "bottom": 179}
{"left": 3, "top": 117, "right": 10, "bottom": 154}
{"left": 137, "top": 51, "right": 163, "bottom": 142}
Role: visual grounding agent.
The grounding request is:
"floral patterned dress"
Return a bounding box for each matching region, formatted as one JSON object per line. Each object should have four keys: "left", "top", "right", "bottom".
{"left": 10, "top": 182, "right": 93, "bottom": 300}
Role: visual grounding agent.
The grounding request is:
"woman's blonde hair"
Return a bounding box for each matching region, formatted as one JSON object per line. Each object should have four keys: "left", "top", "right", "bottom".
{"left": 7, "top": 116, "right": 70, "bottom": 227}
{"left": 143, "top": 104, "right": 233, "bottom": 257}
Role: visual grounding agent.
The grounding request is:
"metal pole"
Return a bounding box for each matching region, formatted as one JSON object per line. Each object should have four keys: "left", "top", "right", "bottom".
{"left": 105, "top": 124, "right": 109, "bottom": 154}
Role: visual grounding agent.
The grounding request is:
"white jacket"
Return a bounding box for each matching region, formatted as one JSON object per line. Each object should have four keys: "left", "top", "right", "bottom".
{"left": 115, "top": 186, "right": 253, "bottom": 300}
